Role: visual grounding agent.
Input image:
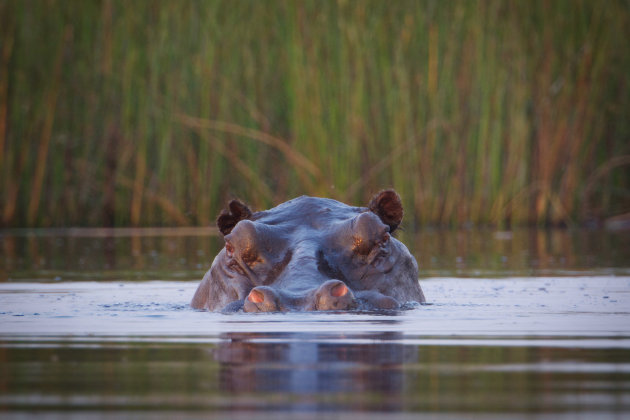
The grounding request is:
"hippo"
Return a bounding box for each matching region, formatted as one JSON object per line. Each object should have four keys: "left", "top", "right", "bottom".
{"left": 191, "top": 190, "right": 425, "bottom": 312}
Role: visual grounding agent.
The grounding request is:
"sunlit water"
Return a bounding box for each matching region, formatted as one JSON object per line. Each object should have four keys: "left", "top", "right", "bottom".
{"left": 1, "top": 228, "right": 630, "bottom": 419}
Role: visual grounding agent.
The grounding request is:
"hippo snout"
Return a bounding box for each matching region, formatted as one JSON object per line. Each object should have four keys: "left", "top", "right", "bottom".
{"left": 244, "top": 280, "right": 356, "bottom": 313}
{"left": 310, "top": 280, "right": 355, "bottom": 311}
{"left": 244, "top": 286, "right": 281, "bottom": 312}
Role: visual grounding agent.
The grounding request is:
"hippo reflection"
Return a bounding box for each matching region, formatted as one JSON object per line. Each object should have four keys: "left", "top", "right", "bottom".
{"left": 215, "top": 331, "right": 415, "bottom": 407}
{"left": 191, "top": 190, "right": 425, "bottom": 312}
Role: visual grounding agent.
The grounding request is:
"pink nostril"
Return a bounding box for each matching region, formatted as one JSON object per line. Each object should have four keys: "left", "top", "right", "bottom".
{"left": 331, "top": 283, "right": 348, "bottom": 298}
{"left": 248, "top": 289, "right": 265, "bottom": 303}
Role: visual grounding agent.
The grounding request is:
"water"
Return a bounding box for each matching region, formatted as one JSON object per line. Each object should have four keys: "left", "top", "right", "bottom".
{"left": 1, "top": 228, "right": 630, "bottom": 419}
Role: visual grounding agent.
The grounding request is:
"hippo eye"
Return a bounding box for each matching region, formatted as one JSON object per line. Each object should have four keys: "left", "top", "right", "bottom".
{"left": 225, "top": 242, "right": 235, "bottom": 258}
{"left": 352, "top": 236, "right": 371, "bottom": 255}
{"left": 352, "top": 231, "right": 390, "bottom": 256}
{"left": 241, "top": 247, "right": 260, "bottom": 266}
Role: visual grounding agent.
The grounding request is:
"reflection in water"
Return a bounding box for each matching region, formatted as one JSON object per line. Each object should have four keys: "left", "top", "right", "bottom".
{"left": 0, "top": 231, "right": 222, "bottom": 281}
{"left": 1, "top": 227, "right": 629, "bottom": 417}
{"left": 1, "top": 227, "right": 629, "bottom": 282}
{"left": 1, "top": 331, "right": 630, "bottom": 416}
{"left": 405, "top": 228, "right": 630, "bottom": 276}
{"left": 215, "top": 332, "right": 413, "bottom": 411}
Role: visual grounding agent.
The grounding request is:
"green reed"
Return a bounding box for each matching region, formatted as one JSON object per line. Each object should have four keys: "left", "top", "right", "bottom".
{"left": 1, "top": 0, "right": 628, "bottom": 228}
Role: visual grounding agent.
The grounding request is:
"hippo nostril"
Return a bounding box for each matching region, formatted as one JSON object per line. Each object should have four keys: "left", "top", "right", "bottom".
{"left": 331, "top": 283, "right": 348, "bottom": 298}
{"left": 248, "top": 289, "right": 265, "bottom": 303}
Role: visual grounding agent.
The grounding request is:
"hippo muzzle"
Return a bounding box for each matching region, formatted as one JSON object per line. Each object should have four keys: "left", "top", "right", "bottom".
{"left": 191, "top": 190, "right": 426, "bottom": 312}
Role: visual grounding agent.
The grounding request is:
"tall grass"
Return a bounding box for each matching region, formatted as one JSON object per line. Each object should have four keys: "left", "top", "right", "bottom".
{"left": 1, "top": 0, "right": 629, "bottom": 228}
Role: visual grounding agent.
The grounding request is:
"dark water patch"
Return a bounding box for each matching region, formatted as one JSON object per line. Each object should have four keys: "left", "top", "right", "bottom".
{"left": 2, "top": 228, "right": 630, "bottom": 282}
{"left": 1, "top": 332, "right": 629, "bottom": 416}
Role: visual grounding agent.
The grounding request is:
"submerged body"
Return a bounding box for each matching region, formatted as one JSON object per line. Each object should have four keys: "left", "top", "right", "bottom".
{"left": 191, "top": 190, "right": 425, "bottom": 312}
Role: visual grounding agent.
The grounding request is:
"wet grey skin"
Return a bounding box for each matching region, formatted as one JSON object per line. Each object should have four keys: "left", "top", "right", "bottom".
{"left": 191, "top": 190, "right": 426, "bottom": 313}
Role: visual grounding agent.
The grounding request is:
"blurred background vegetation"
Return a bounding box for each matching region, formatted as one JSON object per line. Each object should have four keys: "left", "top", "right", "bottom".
{"left": 0, "top": 0, "right": 628, "bottom": 229}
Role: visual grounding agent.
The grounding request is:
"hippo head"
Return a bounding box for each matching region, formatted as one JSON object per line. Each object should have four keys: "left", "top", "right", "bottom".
{"left": 191, "top": 190, "right": 426, "bottom": 312}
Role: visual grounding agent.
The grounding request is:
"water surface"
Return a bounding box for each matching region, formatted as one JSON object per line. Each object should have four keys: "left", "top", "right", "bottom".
{"left": 1, "top": 228, "right": 629, "bottom": 419}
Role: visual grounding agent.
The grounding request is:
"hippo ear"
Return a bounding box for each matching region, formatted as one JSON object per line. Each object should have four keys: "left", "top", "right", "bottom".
{"left": 368, "top": 189, "right": 404, "bottom": 233}
{"left": 216, "top": 199, "right": 253, "bottom": 236}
